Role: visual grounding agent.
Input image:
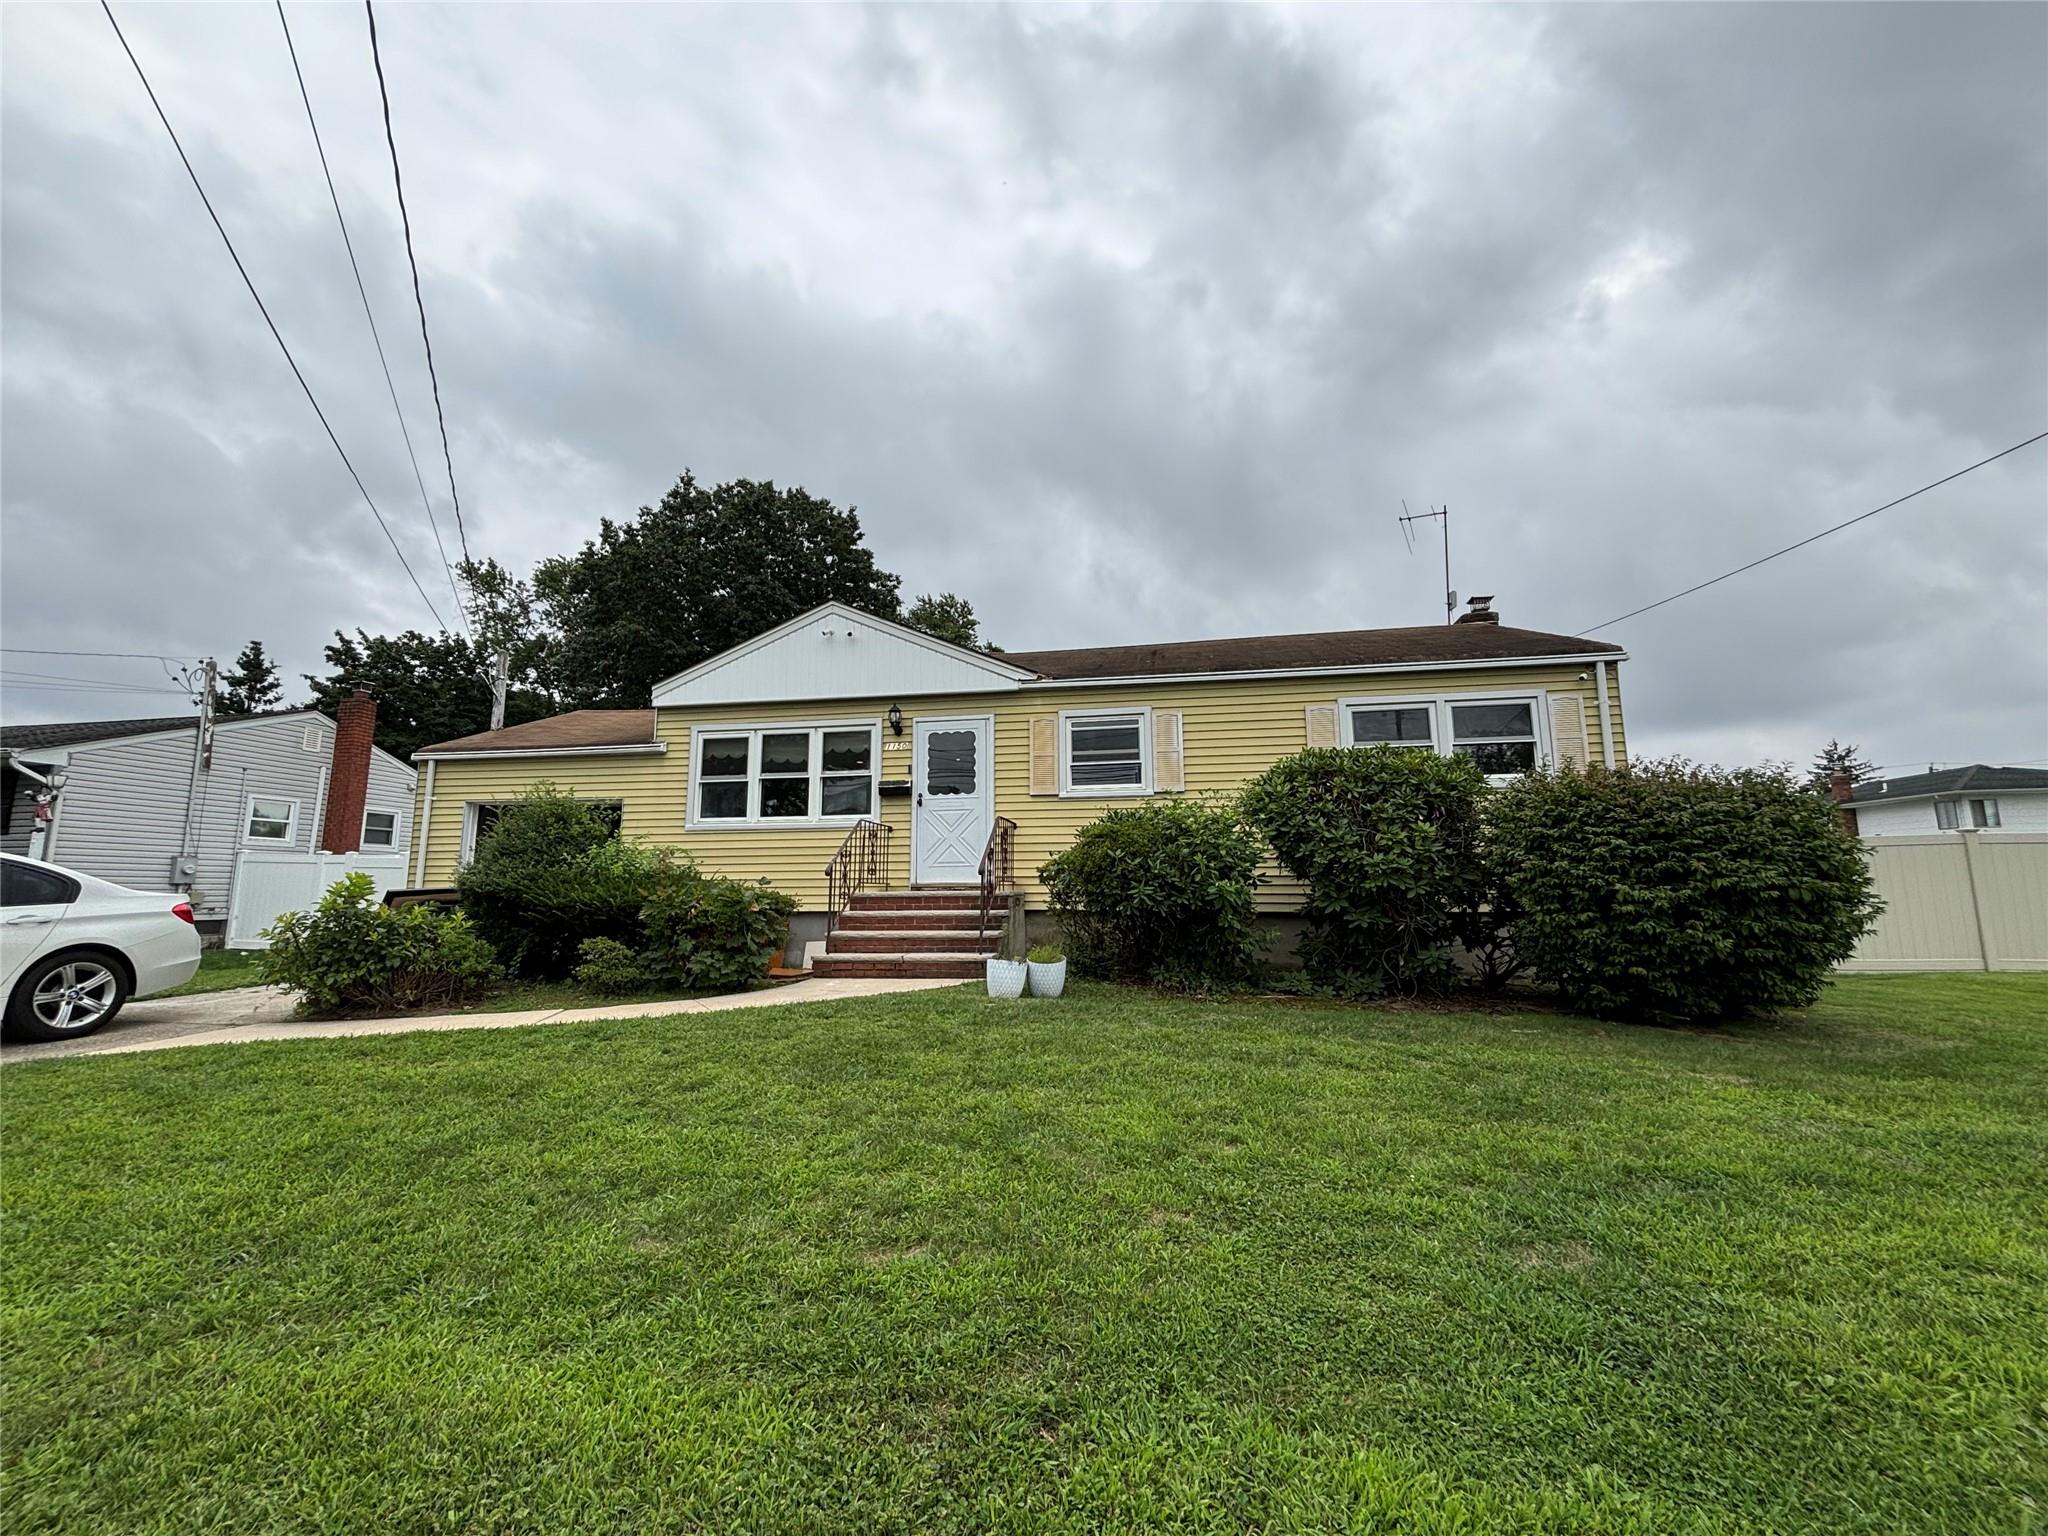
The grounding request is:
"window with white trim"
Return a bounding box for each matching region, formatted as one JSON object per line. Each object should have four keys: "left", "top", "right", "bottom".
{"left": 243, "top": 796, "right": 299, "bottom": 843}
{"left": 1060, "top": 708, "right": 1151, "bottom": 796}
{"left": 690, "top": 723, "right": 880, "bottom": 826}
{"left": 462, "top": 799, "right": 621, "bottom": 861}
{"left": 1970, "top": 797, "right": 2000, "bottom": 829}
{"left": 361, "top": 809, "right": 399, "bottom": 848}
{"left": 1339, "top": 691, "right": 1549, "bottom": 782}
{"left": 1935, "top": 800, "right": 1960, "bottom": 830}
{"left": 1448, "top": 699, "right": 1540, "bottom": 777}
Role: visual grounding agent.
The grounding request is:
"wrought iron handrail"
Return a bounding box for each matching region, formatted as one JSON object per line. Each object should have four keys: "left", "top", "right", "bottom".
{"left": 976, "top": 816, "right": 1017, "bottom": 945}
{"left": 824, "top": 819, "right": 892, "bottom": 930}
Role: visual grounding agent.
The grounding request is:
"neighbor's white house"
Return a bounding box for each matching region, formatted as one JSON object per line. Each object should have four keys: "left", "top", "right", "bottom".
{"left": 1847, "top": 765, "right": 2048, "bottom": 836}
{"left": 0, "top": 691, "right": 413, "bottom": 936}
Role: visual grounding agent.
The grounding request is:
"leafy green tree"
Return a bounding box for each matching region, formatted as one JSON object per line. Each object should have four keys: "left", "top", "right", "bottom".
{"left": 1807, "top": 739, "right": 1876, "bottom": 792}
{"left": 904, "top": 592, "right": 994, "bottom": 651}
{"left": 304, "top": 629, "right": 554, "bottom": 761}
{"left": 217, "top": 640, "right": 283, "bottom": 716}
{"left": 534, "top": 472, "right": 903, "bottom": 709}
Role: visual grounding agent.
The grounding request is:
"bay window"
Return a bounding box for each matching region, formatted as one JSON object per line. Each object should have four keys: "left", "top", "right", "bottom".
{"left": 691, "top": 722, "right": 879, "bottom": 826}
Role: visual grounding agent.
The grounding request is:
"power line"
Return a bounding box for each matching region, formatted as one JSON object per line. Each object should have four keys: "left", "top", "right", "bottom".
{"left": 275, "top": 0, "right": 467, "bottom": 636}
{"left": 0, "top": 646, "right": 199, "bottom": 662}
{"left": 1, "top": 676, "right": 195, "bottom": 697}
{"left": 99, "top": 0, "right": 448, "bottom": 633}
{"left": 364, "top": 0, "right": 472, "bottom": 578}
{"left": 1, "top": 667, "right": 191, "bottom": 688}
{"left": 1579, "top": 431, "right": 2048, "bottom": 636}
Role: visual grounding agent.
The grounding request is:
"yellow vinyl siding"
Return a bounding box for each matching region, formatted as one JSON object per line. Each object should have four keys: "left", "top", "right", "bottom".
{"left": 413, "top": 663, "right": 1625, "bottom": 909}
{"left": 412, "top": 753, "right": 680, "bottom": 885}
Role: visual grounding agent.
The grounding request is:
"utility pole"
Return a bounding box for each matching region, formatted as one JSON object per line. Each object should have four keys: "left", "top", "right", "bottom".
{"left": 175, "top": 656, "right": 216, "bottom": 891}
{"left": 1398, "top": 502, "right": 1455, "bottom": 623}
{"left": 489, "top": 650, "right": 509, "bottom": 732}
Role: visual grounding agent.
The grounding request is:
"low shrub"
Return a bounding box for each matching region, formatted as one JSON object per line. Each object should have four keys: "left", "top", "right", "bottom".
{"left": 456, "top": 787, "right": 658, "bottom": 978}
{"left": 1239, "top": 747, "right": 1489, "bottom": 993}
{"left": 1039, "top": 798, "right": 1263, "bottom": 991}
{"left": 260, "top": 873, "right": 498, "bottom": 1015}
{"left": 572, "top": 937, "right": 652, "bottom": 997}
{"left": 638, "top": 869, "right": 798, "bottom": 993}
{"left": 1026, "top": 944, "right": 1065, "bottom": 964}
{"left": 1486, "top": 760, "right": 1882, "bottom": 1021}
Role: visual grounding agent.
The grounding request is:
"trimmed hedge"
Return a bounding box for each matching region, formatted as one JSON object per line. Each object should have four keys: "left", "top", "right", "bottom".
{"left": 1039, "top": 798, "right": 1263, "bottom": 991}
{"left": 1486, "top": 761, "right": 1880, "bottom": 1021}
{"left": 1239, "top": 746, "right": 1490, "bottom": 994}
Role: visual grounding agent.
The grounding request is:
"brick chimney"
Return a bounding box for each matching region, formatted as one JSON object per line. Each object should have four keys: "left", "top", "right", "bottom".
{"left": 1454, "top": 594, "right": 1499, "bottom": 625}
{"left": 319, "top": 690, "right": 376, "bottom": 854}
{"left": 1828, "top": 769, "right": 1859, "bottom": 836}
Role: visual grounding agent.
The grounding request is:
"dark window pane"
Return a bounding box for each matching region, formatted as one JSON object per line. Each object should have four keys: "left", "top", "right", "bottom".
{"left": 1352, "top": 706, "right": 1433, "bottom": 744}
{"left": 1451, "top": 702, "right": 1534, "bottom": 740}
{"left": 1456, "top": 741, "right": 1537, "bottom": 775}
{"left": 700, "top": 780, "right": 748, "bottom": 819}
{"left": 760, "top": 776, "right": 810, "bottom": 818}
{"left": 473, "top": 804, "right": 504, "bottom": 845}
{"left": 1, "top": 861, "right": 78, "bottom": 907}
{"left": 700, "top": 738, "right": 749, "bottom": 778}
{"left": 1071, "top": 756, "right": 1143, "bottom": 787}
{"left": 592, "top": 802, "right": 624, "bottom": 837}
{"left": 1936, "top": 801, "right": 1959, "bottom": 829}
{"left": 926, "top": 729, "right": 976, "bottom": 795}
{"left": 1071, "top": 722, "right": 1141, "bottom": 757}
{"left": 822, "top": 730, "right": 872, "bottom": 772}
{"left": 822, "top": 776, "right": 872, "bottom": 816}
{"left": 761, "top": 733, "right": 809, "bottom": 775}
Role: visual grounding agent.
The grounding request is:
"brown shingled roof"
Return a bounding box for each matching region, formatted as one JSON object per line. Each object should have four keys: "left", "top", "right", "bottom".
{"left": 415, "top": 709, "right": 658, "bottom": 757}
{"left": 1003, "top": 623, "right": 1620, "bottom": 682}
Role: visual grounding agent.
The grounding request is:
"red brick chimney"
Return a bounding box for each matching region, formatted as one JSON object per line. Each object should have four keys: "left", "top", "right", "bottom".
{"left": 319, "top": 690, "right": 376, "bottom": 854}
{"left": 1828, "top": 770, "right": 1859, "bottom": 835}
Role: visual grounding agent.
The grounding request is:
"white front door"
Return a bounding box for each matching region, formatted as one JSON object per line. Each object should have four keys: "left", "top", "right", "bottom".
{"left": 912, "top": 716, "right": 993, "bottom": 885}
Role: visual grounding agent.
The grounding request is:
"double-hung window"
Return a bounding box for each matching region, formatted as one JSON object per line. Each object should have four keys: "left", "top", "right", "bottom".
{"left": 1059, "top": 708, "right": 1151, "bottom": 796}
{"left": 243, "top": 796, "right": 299, "bottom": 844}
{"left": 361, "top": 809, "right": 399, "bottom": 848}
{"left": 691, "top": 723, "right": 880, "bottom": 826}
{"left": 1339, "top": 692, "right": 1548, "bottom": 782}
{"left": 1935, "top": 800, "right": 1960, "bottom": 831}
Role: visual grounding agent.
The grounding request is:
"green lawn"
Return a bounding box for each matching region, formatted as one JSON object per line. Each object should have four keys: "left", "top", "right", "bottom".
{"left": 155, "top": 947, "right": 267, "bottom": 996}
{"left": 4, "top": 975, "right": 2043, "bottom": 1534}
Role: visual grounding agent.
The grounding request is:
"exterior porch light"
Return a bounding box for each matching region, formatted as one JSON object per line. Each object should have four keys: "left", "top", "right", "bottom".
{"left": 887, "top": 703, "right": 903, "bottom": 736}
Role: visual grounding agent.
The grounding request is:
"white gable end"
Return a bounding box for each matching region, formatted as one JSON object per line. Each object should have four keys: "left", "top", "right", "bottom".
{"left": 650, "top": 603, "right": 1033, "bottom": 708}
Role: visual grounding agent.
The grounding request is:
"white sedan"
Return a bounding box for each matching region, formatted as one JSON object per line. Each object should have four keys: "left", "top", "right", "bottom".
{"left": 1, "top": 854, "right": 202, "bottom": 1043}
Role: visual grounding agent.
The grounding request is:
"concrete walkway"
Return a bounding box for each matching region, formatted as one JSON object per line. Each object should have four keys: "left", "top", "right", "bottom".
{"left": 2, "top": 976, "right": 962, "bottom": 1063}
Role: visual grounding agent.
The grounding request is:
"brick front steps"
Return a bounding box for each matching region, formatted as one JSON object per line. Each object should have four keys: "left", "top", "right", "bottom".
{"left": 811, "top": 889, "right": 1006, "bottom": 979}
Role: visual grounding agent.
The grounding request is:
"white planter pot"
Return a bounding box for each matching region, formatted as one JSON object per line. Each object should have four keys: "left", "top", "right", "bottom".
{"left": 985, "top": 958, "right": 1028, "bottom": 999}
{"left": 1027, "top": 959, "right": 1068, "bottom": 998}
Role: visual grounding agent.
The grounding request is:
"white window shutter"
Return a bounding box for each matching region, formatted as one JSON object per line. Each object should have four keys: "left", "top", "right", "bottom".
{"left": 1030, "top": 716, "right": 1059, "bottom": 795}
{"left": 1305, "top": 703, "right": 1339, "bottom": 749}
{"left": 1549, "top": 694, "right": 1588, "bottom": 769}
{"left": 1153, "top": 710, "right": 1184, "bottom": 792}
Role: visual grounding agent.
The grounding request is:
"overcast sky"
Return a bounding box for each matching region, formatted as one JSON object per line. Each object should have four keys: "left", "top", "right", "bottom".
{"left": 4, "top": 2, "right": 2043, "bottom": 772}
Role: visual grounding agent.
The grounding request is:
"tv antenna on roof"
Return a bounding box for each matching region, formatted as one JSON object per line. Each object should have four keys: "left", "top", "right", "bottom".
{"left": 1398, "top": 501, "right": 1455, "bottom": 624}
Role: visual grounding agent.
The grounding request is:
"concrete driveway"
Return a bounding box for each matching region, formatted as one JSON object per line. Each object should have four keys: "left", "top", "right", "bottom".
{"left": 2, "top": 977, "right": 961, "bottom": 1063}
{"left": 2, "top": 985, "right": 299, "bottom": 1062}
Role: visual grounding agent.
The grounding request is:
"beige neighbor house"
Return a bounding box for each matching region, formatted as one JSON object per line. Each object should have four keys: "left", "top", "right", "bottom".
{"left": 409, "top": 596, "right": 1630, "bottom": 976}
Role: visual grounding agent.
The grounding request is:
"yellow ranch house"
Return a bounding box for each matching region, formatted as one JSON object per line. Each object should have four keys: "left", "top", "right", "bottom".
{"left": 409, "top": 596, "right": 1629, "bottom": 975}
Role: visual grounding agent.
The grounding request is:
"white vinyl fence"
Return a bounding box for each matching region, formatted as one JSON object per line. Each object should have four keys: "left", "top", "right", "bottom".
{"left": 226, "top": 849, "right": 411, "bottom": 949}
{"left": 1841, "top": 832, "right": 2048, "bottom": 973}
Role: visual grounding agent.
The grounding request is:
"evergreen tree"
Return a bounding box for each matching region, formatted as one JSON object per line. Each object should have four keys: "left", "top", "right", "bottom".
{"left": 217, "top": 639, "right": 283, "bottom": 716}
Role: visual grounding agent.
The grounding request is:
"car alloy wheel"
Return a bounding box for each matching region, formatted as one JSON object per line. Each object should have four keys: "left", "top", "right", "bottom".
{"left": 30, "top": 961, "right": 121, "bottom": 1033}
